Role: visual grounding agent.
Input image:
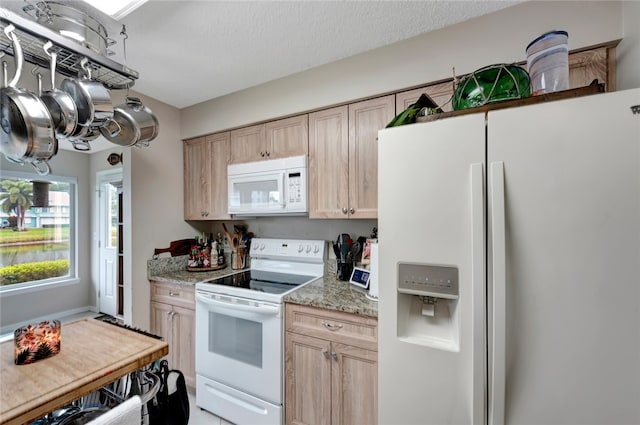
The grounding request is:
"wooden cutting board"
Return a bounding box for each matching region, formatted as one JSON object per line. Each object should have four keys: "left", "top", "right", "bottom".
{"left": 153, "top": 238, "right": 194, "bottom": 257}
{"left": 0, "top": 318, "right": 168, "bottom": 425}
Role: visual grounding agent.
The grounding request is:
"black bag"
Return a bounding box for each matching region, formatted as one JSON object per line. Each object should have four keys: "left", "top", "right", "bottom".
{"left": 147, "top": 360, "right": 190, "bottom": 425}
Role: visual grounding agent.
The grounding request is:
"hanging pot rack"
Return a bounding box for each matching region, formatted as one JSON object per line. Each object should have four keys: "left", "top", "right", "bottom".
{"left": 0, "top": 6, "right": 138, "bottom": 89}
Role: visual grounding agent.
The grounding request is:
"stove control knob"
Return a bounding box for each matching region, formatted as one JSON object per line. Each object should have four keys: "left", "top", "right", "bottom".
{"left": 298, "top": 244, "right": 304, "bottom": 253}
{"left": 252, "top": 244, "right": 259, "bottom": 251}
{"left": 305, "top": 245, "right": 312, "bottom": 253}
{"left": 260, "top": 243, "right": 266, "bottom": 250}
{"left": 313, "top": 245, "right": 320, "bottom": 254}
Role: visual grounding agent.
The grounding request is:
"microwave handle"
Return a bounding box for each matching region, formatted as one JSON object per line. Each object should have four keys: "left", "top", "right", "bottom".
{"left": 196, "top": 293, "right": 280, "bottom": 316}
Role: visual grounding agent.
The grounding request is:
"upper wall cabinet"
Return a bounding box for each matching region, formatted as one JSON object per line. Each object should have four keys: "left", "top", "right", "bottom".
{"left": 183, "top": 132, "right": 231, "bottom": 220}
{"left": 229, "top": 115, "right": 308, "bottom": 164}
{"left": 309, "top": 95, "right": 395, "bottom": 219}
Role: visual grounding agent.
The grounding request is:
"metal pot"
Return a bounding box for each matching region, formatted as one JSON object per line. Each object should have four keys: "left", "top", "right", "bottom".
{"left": 60, "top": 58, "right": 112, "bottom": 131}
{"left": 40, "top": 42, "right": 78, "bottom": 138}
{"left": 0, "top": 25, "right": 57, "bottom": 175}
{"left": 100, "top": 96, "right": 159, "bottom": 147}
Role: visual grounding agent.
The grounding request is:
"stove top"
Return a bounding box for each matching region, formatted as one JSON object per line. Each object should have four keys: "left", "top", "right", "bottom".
{"left": 195, "top": 237, "right": 326, "bottom": 303}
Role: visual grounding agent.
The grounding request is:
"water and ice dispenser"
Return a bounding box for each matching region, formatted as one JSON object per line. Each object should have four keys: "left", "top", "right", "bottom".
{"left": 396, "top": 263, "right": 460, "bottom": 352}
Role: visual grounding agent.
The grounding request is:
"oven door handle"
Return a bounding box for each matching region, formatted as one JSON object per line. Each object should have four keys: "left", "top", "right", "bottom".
{"left": 196, "top": 293, "right": 280, "bottom": 316}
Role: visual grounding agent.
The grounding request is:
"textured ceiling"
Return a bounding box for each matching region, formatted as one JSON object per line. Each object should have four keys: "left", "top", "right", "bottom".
{"left": 119, "top": 0, "right": 521, "bottom": 109}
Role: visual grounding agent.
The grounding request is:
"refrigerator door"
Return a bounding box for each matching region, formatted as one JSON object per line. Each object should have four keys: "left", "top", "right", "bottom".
{"left": 488, "top": 88, "right": 640, "bottom": 425}
{"left": 378, "top": 113, "right": 486, "bottom": 425}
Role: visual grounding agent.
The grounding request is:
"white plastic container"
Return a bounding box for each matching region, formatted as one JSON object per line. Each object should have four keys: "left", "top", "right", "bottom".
{"left": 526, "top": 30, "right": 569, "bottom": 95}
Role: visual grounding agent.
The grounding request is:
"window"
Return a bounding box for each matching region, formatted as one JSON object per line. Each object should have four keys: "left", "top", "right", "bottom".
{"left": 0, "top": 171, "right": 77, "bottom": 291}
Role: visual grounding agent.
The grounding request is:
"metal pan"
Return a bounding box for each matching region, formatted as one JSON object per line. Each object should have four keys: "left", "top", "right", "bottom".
{"left": 60, "top": 57, "right": 112, "bottom": 131}
{"left": 100, "top": 96, "right": 158, "bottom": 147}
{"left": 0, "top": 25, "right": 56, "bottom": 175}
{"left": 40, "top": 42, "right": 78, "bottom": 138}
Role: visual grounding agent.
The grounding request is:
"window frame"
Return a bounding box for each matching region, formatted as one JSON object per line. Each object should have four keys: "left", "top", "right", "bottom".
{"left": 0, "top": 170, "right": 79, "bottom": 296}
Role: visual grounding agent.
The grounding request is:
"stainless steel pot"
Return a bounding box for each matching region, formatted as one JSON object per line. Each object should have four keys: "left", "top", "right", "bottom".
{"left": 60, "top": 58, "right": 112, "bottom": 131}
{"left": 0, "top": 25, "right": 57, "bottom": 175}
{"left": 100, "top": 97, "right": 159, "bottom": 147}
{"left": 41, "top": 42, "right": 78, "bottom": 138}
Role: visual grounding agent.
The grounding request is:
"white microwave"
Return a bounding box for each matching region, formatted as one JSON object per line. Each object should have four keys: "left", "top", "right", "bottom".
{"left": 227, "top": 155, "right": 308, "bottom": 216}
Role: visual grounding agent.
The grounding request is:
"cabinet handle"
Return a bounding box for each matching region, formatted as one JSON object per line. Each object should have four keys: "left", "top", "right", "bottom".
{"left": 331, "top": 351, "right": 338, "bottom": 360}
{"left": 260, "top": 151, "right": 265, "bottom": 157}
{"left": 322, "top": 349, "right": 329, "bottom": 358}
{"left": 349, "top": 208, "right": 355, "bottom": 214}
{"left": 341, "top": 208, "right": 348, "bottom": 214}
{"left": 321, "top": 321, "right": 343, "bottom": 331}
{"left": 265, "top": 151, "right": 270, "bottom": 157}
{"left": 169, "top": 291, "right": 179, "bottom": 297}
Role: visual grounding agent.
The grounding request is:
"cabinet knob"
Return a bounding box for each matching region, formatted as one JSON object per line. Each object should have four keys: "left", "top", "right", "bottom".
{"left": 169, "top": 291, "right": 179, "bottom": 297}
{"left": 260, "top": 151, "right": 265, "bottom": 157}
{"left": 349, "top": 208, "right": 355, "bottom": 214}
{"left": 331, "top": 351, "right": 338, "bottom": 360}
{"left": 265, "top": 151, "right": 270, "bottom": 157}
{"left": 321, "top": 321, "right": 343, "bottom": 331}
{"left": 341, "top": 208, "right": 348, "bottom": 214}
{"left": 322, "top": 349, "right": 329, "bottom": 358}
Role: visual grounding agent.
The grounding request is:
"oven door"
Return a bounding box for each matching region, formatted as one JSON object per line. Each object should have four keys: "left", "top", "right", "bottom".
{"left": 195, "top": 290, "right": 283, "bottom": 404}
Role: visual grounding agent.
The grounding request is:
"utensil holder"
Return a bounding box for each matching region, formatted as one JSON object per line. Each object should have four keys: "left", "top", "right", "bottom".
{"left": 231, "top": 246, "right": 247, "bottom": 270}
{"left": 337, "top": 258, "right": 353, "bottom": 281}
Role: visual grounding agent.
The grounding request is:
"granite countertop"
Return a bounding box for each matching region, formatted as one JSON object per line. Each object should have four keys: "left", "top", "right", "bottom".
{"left": 148, "top": 255, "right": 378, "bottom": 318}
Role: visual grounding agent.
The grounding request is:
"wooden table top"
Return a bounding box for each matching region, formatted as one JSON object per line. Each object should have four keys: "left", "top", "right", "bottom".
{"left": 0, "top": 318, "right": 168, "bottom": 425}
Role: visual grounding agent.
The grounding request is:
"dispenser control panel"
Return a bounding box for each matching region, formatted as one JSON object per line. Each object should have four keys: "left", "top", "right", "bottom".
{"left": 397, "top": 263, "right": 459, "bottom": 299}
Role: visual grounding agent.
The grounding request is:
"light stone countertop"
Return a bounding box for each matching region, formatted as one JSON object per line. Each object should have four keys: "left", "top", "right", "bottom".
{"left": 148, "top": 255, "right": 378, "bottom": 318}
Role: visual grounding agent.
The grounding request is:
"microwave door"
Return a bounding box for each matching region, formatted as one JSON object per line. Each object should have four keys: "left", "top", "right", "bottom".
{"left": 228, "top": 170, "right": 286, "bottom": 214}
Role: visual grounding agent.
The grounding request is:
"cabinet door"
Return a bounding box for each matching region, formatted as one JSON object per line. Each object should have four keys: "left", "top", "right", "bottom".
{"left": 285, "top": 333, "right": 332, "bottom": 425}
{"left": 331, "top": 343, "right": 378, "bottom": 425}
{"left": 396, "top": 80, "right": 455, "bottom": 113}
{"left": 230, "top": 124, "right": 266, "bottom": 163}
{"left": 265, "top": 114, "right": 309, "bottom": 159}
{"left": 206, "top": 132, "right": 231, "bottom": 220}
{"left": 568, "top": 46, "right": 615, "bottom": 91}
{"left": 308, "top": 106, "right": 349, "bottom": 219}
{"left": 150, "top": 301, "right": 172, "bottom": 350}
{"left": 172, "top": 305, "right": 196, "bottom": 389}
{"left": 348, "top": 95, "right": 395, "bottom": 219}
{"left": 183, "top": 137, "right": 210, "bottom": 220}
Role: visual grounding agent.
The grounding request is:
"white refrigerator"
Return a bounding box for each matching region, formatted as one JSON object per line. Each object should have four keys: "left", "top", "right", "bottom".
{"left": 377, "top": 88, "right": 640, "bottom": 425}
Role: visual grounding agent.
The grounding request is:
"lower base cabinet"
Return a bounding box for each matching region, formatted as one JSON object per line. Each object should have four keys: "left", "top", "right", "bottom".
{"left": 285, "top": 303, "right": 378, "bottom": 425}
{"left": 149, "top": 281, "right": 196, "bottom": 389}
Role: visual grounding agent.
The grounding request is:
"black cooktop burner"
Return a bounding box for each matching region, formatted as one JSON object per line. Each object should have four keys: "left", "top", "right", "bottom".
{"left": 209, "top": 269, "right": 317, "bottom": 295}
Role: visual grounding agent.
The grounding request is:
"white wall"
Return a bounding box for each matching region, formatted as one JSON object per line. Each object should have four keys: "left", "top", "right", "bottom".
{"left": 181, "top": 1, "right": 630, "bottom": 139}
{"left": 618, "top": 1, "right": 640, "bottom": 90}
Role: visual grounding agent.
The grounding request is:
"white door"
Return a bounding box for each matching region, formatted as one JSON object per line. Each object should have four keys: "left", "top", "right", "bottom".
{"left": 98, "top": 172, "right": 122, "bottom": 317}
{"left": 488, "top": 89, "right": 640, "bottom": 424}
{"left": 377, "top": 114, "right": 487, "bottom": 425}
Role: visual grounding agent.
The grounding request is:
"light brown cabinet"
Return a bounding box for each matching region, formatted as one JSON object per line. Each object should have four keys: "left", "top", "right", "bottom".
{"left": 183, "top": 132, "right": 230, "bottom": 220}
{"left": 230, "top": 114, "right": 308, "bottom": 164}
{"left": 309, "top": 95, "right": 394, "bottom": 219}
{"left": 285, "top": 304, "right": 378, "bottom": 425}
{"left": 150, "top": 281, "right": 196, "bottom": 389}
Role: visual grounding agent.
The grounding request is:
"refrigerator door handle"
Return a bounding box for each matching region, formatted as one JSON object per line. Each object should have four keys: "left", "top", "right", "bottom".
{"left": 470, "top": 163, "right": 486, "bottom": 425}
{"left": 489, "top": 161, "right": 506, "bottom": 425}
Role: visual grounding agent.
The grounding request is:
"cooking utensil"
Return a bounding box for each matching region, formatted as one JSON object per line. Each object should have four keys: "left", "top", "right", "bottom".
{"left": 152, "top": 238, "right": 194, "bottom": 257}
{"left": 41, "top": 42, "right": 78, "bottom": 138}
{"left": 60, "top": 57, "right": 112, "bottom": 130}
{"left": 0, "top": 25, "right": 57, "bottom": 175}
{"left": 100, "top": 96, "right": 158, "bottom": 147}
{"left": 222, "top": 223, "right": 238, "bottom": 252}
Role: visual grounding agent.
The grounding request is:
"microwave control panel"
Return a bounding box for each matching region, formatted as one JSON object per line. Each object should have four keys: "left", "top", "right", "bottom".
{"left": 397, "top": 262, "right": 459, "bottom": 299}
{"left": 287, "top": 172, "right": 303, "bottom": 204}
